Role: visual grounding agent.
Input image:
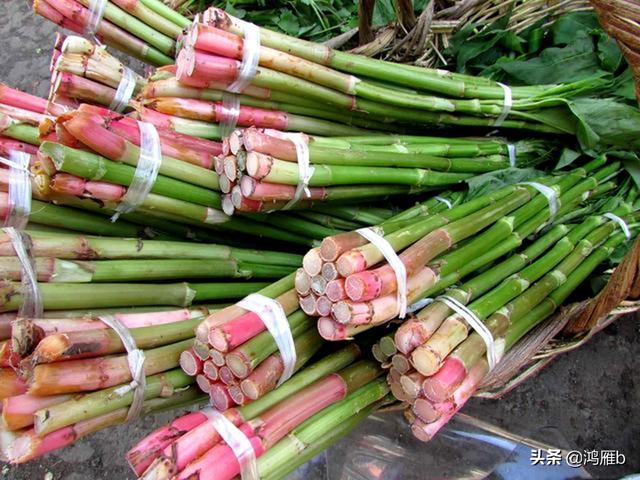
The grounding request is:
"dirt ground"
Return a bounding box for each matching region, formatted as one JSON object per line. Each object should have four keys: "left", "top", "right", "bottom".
{"left": 0, "top": 2, "right": 638, "bottom": 479}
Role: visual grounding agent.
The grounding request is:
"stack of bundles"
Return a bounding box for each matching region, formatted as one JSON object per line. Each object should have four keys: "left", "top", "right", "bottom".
{"left": 0, "top": 230, "right": 301, "bottom": 316}
{"left": 219, "top": 127, "right": 557, "bottom": 214}
{"left": 0, "top": 305, "right": 209, "bottom": 463}
{"left": 32, "top": 0, "right": 190, "bottom": 65}
{"left": 48, "top": 34, "right": 146, "bottom": 111}
{"left": 170, "top": 8, "right": 593, "bottom": 135}
{"left": 182, "top": 274, "right": 327, "bottom": 410}
{"left": 391, "top": 190, "right": 639, "bottom": 441}
{"left": 297, "top": 157, "right": 624, "bottom": 341}
{"left": 128, "top": 347, "right": 389, "bottom": 480}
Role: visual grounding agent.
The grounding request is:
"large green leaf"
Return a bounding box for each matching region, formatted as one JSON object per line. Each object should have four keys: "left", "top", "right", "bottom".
{"left": 551, "top": 11, "right": 600, "bottom": 45}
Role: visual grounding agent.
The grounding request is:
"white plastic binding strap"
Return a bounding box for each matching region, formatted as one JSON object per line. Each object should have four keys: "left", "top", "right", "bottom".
{"left": 433, "top": 196, "right": 453, "bottom": 209}
{"left": 494, "top": 82, "right": 512, "bottom": 127}
{"left": 237, "top": 293, "right": 296, "bottom": 386}
{"left": 519, "top": 182, "right": 558, "bottom": 221}
{"left": 604, "top": 213, "right": 632, "bottom": 241}
{"left": 435, "top": 295, "right": 504, "bottom": 370}
{"left": 203, "top": 408, "right": 258, "bottom": 480}
{"left": 108, "top": 67, "right": 136, "bottom": 113}
{"left": 218, "top": 21, "right": 260, "bottom": 137}
{"left": 4, "top": 228, "right": 43, "bottom": 319}
{"left": 406, "top": 297, "right": 434, "bottom": 314}
{"left": 112, "top": 121, "right": 162, "bottom": 221}
{"left": 507, "top": 144, "right": 517, "bottom": 167}
{"left": 0, "top": 151, "right": 31, "bottom": 230}
{"left": 100, "top": 315, "right": 147, "bottom": 422}
{"left": 282, "top": 133, "right": 314, "bottom": 210}
{"left": 86, "top": 0, "right": 107, "bottom": 43}
{"left": 356, "top": 227, "right": 408, "bottom": 318}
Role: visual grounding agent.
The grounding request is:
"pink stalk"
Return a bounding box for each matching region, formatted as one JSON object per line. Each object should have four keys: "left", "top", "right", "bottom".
{"left": 53, "top": 71, "right": 118, "bottom": 107}
{"left": 218, "top": 366, "right": 236, "bottom": 386}
{"left": 317, "top": 316, "right": 374, "bottom": 340}
{"left": 0, "top": 192, "right": 11, "bottom": 222}
{"left": 149, "top": 408, "right": 244, "bottom": 475}
{"left": 421, "top": 356, "right": 467, "bottom": 403}
{"left": 180, "top": 348, "right": 204, "bottom": 376}
{"left": 208, "top": 290, "right": 299, "bottom": 352}
{"left": 209, "top": 382, "right": 235, "bottom": 410}
{"left": 161, "top": 74, "right": 272, "bottom": 100}
{"left": 295, "top": 268, "right": 312, "bottom": 296}
{"left": 410, "top": 359, "right": 489, "bottom": 441}
{"left": 228, "top": 190, "right": 290, "bottom": 213}
{"left": 190, "top": 23, "right": 243, "bottom": 59}
{"left": 240, "top": 354, "right": 283, "bottom": 400}
{"left": 51, "top": 172, "right": 126, "bottom": 201}
{"left": 196, "top": 374, "right": 213, "bottom": 393}
{"left": 395, "top": 304, "right": 452, "bottom": 355}
{"left": 316, "top": 296, "right": 333, "bottom": 317}
{"left": 0, "top": 137, "right": 39, "bottom": 156}
{"left": 0, "top": 368, "right": 27, "bottom": 399}
{"left": 332, "top": 266, "right": 439, "bottom": 325}
{"left": 177, "top": 49, "right": 240, "bottom": 83}
{"left": 412, "top": 397, "right": 455, "bottom": 423}
{"left": 0, "top": 104, "right": 49, "bottom": 126}
{"left": 127, "top": 411, "right": 208, "bottom": 476}
{"left": 145, "top": 97, "right": 290, "bottom": 130}
{"left": 203, "top": 360, "right": 219, "bottom": 381}
{"left": 299, "top": 294, "right": 318, "bottom": 316}
{"left": 0, "top": 340, "right": 19, "bottom": 368}
{"left": 0, "top": 84, "right": 64, "bottom": 116}
{"left": 0, "top": 313, "right": 12, "bottom": 341}
{"left": 240, "top": 176, "right": 326, "bottom": 201}
{"left": 228, "top": 384, "right": 246, "bottom": 405}
{"left": 325, "top": 278, "right": 347, "bottom": 302}
{"left": 320, "top": 232, "right": 369, "bottom": 262}
{"left": 196, "top": 304, "right": 248, "bottom": 343}
{"left": 2, "top": 393, "right": 72, "bottom": 431}
{"left": 399, "top": 370, "right": 426, "bottom": 399}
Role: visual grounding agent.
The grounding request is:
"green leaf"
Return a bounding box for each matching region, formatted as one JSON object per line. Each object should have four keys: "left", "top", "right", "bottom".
{"left": 596, "top": 34, "right": 623, "bottom": 72}
{"left": 569, "top": 98, "right": 640, "bottom": 151}
{"left": 551, "top": 11, "right": 600, "bottom": 45}
{"left": 277, "top": 10, "right": 300, "bottom": 36}
{"left": 554, "top": 148, "right": 582, "bottom": 170}
{"left": 496, "top": 36, "right": 604, "bottom": 84}
{"left": 466, "top": 168, "right": 545, "bottom": 199}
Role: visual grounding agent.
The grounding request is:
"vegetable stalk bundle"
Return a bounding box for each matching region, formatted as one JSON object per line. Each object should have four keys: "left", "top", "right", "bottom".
{"left": 32, "top": 0, "right": 190, "bottom": 65}
{"left": 389, "top": 200, "right": 639, "bottom": 441}
{"left": 296, "top": 158, "right": 622, "bottom": 340}
{"left": 218, "top": 126, "right": 556, "bottom": 214}
{"left": 0, "top": 306, "right": 215, "bottom": 463}
{"left": 171, "top": 9, "right": 597, "bottom": 135}
{"left": 128, "top": 350, "right": 388, "bottom": 480}
{"left": 184, "top": 274, "right": 327, "bottom": 409}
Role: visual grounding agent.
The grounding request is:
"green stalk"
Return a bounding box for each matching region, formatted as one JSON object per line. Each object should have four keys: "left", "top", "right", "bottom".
{"left": 0, "top": 121, "right": 40, "bottom": 145}
{"left": 40, "top": 141, "right": 219, "bottom": 192}
{"left": 257, "top": 380, "right": 389, "bottom": 480}
{"left": 0, "top": 281, "right": 266, "bottom": 311}
{"left": 245, "top": 212, "right": 342, "bottom": 240}
{"left": 19, "top": 231, "right": 302, "bottom": 266}
{"left": 296, "top": 212, "right": 362, "bottom": 231}
{"left": 34, "top": 368, "right": 194, "bottom": 435}
{"left": 138, "top": 0, "right": 190, "bottom": 28}
{"left": 75, "top": 0, "right": 176, "bottom": 55}
{"left": 113, "top": 0, "right": 183, "bottom": 38}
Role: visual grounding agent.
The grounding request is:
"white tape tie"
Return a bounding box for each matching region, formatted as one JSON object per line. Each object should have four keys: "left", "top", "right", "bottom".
{"left": 237, "top": 293, "right": 296, "bottom": 386}
{"left": 393, "top": 144, "right": 409, "bottom": 153}
{"left": 507, "top": 144, "right": 517, "bottom": 168}
{"left": 494, "top": 83, "right": 512, "bottom": 127}
{"left": 520, "top": 182, "right": 558, "bottom": 221}
{"left": 219, "top": 92, "right": 241, "bottom": 139}
{"left": 203, "top": 408, "right": 259, "bottom": 480}
{"left": 357, "top": 227, "right": 408, "bottom": 318}
{"left": 433, "top": 196, "right": 453, "bottom": 210}
{"left": 436, "top": 295, "right": 503, "bottom": 370}
{"left": 112, "top": 121, "right": 162, "bottom": 221}
{"left": 109, "top": 67, "right": 136, "bottom": 113}
{"left": 282, "top": 133, "right": 314, "bottom": 210}
{"left": 100, "top": 314, "right": 146, "bottom": 422}
{"left": 1, "top": 151, "right": 32, "bottom": 230}
{"left": 604, "top": 213, "right": 632, "bottom": 241}
{"left": 4, "top": 228, "right": 43, "bottom": 319}
{"left": 86, "top": 0, "right": 107, "bottom": 44}
{"left": 228, "top": 21, "right": 260, "bottom": 94}
{"left": 407, "top": 297, "right": 434, "bottom": 314}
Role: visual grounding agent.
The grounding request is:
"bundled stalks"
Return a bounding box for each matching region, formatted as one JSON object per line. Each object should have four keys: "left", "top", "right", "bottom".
{"left": 219, "top": 126, "right": 556, "bottom": 214}
{"left": 129, "top": 348, "right": 389, "bottom": 479}
{"left": 300, "top": 158, "right": 623, "bottom": 340}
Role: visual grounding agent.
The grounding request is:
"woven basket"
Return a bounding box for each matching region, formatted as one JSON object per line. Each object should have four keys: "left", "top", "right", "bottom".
{"left": 350, "top": 0, "right": 640, "bottom": 394}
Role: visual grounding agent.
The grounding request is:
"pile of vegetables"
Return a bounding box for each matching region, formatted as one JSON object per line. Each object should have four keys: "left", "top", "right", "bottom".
{"left": 1, "top": 2, "right": 639, "bottom": 478}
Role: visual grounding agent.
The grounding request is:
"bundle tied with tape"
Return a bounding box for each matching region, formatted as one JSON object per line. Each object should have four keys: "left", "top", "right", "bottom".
{"left": 203, "top": 409, "right": 259, "bottom": 480}
{"left": 1, "top": 150, "right": 32, "bottom": 230}
{"left": 604, "top": 213, "right": 632, "bottom": 241}
{"left": 357, "top": 227, "right": 408, "bottom": 318}
{"left": 519, "top": 182, "right": 559, "bottom": 227}
{"left": 494, "top": 82, "right": 512, "bottom": 127}
{"left": 435, "top": 295, "right": 505, "bottom": 370}
{"left": 86, "top": 0, "right": 107, "bottom": 43}
{"left": 109, "top": 66, "right": 137, "bottom": 113}
{"left": 112, "top": 121, "right": 162, "bottom": 221}
{"left": 237, "top": 293, "right": 297, "bottom": 386}
{"left": 100, "top": 315, "right": 147, "bottom": 422}
{"left": 219, "top": 20, "right": 261, "bottom": 137}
